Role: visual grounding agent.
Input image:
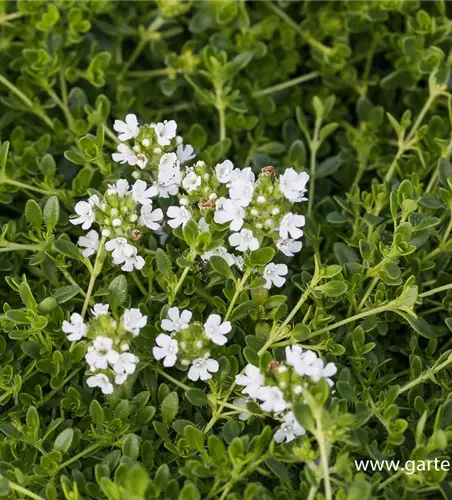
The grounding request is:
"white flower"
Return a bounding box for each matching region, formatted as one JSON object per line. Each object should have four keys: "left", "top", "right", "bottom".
{"left": 214, "top": 198, "right": 245, "bottom": 231}
{"left": 167, "top": 206, "right": 191, "bottom": 228}
{"left": 114, "top": 114, "right": 140, "bottom": 141}
{"left": 277, "top": 238, "right": 302, "bottom": 257}
{"left": 263, "top": 263, "right": 288, "bottom": 289}
{"left": 77, "top": 230, "right": 99, "bottom": 258}
{"left": 85, "top": 336, "right": 120, "bottom": 370}
{"left": 151, "top": 120, "right": 177, "bottom": 146}
{"left": 86, "top": 373, "right": 114, "bottom": 395}
{"left": 279, "top": 213, "right": 305, "bottom": 240}
{"left": 112, "top": 143, "right": 138, "bottom": 166}
{"left": 274, "top": 411, "right": 306, "bottom": 443}
{"left": 279, "top": 168, "right": 309, "bottom": 202}
{"left": 235, "top": 364, "right": 264, "bottom": 398}
{"left": 132, "top": 179, "right": 155, "bottom": 206}
{"left": 156, "top": 152, "right": 181, "bottom": 197}
{"left": 215, "top": 160, "right": 234, "bottom": 183}
{"left": 121, "top": 247, "right": 145, "bottom": 272}
{"left": 153, "top": 334, "right": 179, "bottom": 367}
{"left": 182, "top": 168, "right": 202, "bottom": 192}
{"left": 229, "top": 181, "right": 255, "bottom": 207}
{"left": 285, "top": 346, "right": 337, "bottom": 387}
{"left": 91, "top": 303, "right": 109, "bottom": 317}
{"left": 109, "top": 179, "right": 130, "bottom": 198}
{"left": 71, "top": 197, "right": 98, "bottom": 230}
{"left": 139, "top": 205, "right": 163, "bottom": 230}
{"left": 176, "top": 143, "right": 196, "bottom": 164}
{"left": 188, "top": 357, "right": 219, "bottom": 381}
{"left": 62, "top": 313, "right": 87, "bottom": 341}
{"left": 113, "top": 352, "right": 139, "bottom": 385}
{"left": 123, "top": 308, "right": 147, "bottom": 336}
{"left": 204, "top": 314, "right": 231, "bottom": 346}
{"left": 233, "top": 398, "right": 252, "bottom": 421}
{"left": 229, "top": 229, "right": 259, "bottom": 252}
{"left": 105, "top": 237, "right": 135, "bottom": 263}
{"left": 161, "top": 307, "right": 192, "bottom": 332}
{"left": 201, "top": 246, "right": 236, "bottom": 267}
{"left": 228, "top": 166, "right": 255, "bottom": 186}
{"left": 258, "top": 386, "right": 288, "bottom": 413}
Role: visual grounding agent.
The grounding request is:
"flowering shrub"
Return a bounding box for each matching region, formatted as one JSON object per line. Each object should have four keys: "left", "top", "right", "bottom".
{"left": 1, "top": 2, "right": 452, "bottom": 500}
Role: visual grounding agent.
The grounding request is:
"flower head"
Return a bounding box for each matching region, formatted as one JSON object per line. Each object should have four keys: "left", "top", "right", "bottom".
{"left": 167, "top": 205, "right": 191, "bottom": 228}
{"left": 229, "top": 228, "right": 259, "bottom": 252}
{"left": 123, "top": 308, "right": 147, "bottom": 336}
{"left": 77, "top": 230, "right": 100, "bottom": 258}
{"left": 151, "top": 120, "right": 177, "bottom": 146}
{"left": 132, "top": 179, "right": 156, "bottom": 206}
{"left": 279, "top": 168, "right": 309, "bottom": 202}
{"left": 279, "top": 213, "right": 305, "bottom": 240}
{"left": 139, "top": 205, "right": 163, "bottom": 230}
{"left": 277, "top": 238, "right": 302, "bottom": 257}
{"left": 258, "top": 386, "right": 288, "bottom": 413}
{"left": 176, "top": 143, "right": 196, "bottom": 164}
{"left": 91, "top": 303, "right": 109, "bottom": 317}
{"left": 235, "top": 364, "right": 265, "bottom": 398}
{"left": 214, "top": 198, "right": 245, "bottom": 231}
{"left": 114, "top": 114, "right": 140, "bottom": 141}
{"left": 188, "top": 357, "right": 219, "bottom": 381}
{"left": 62, "top": 313, "right": 87, "bottom": 341}
{"left": 85, "top": 336, "right": 120, "bottom": 370}
{"left": 112, "top": 352, "right": 139, "bottom": 385}
{"left": 86, "top": 373, "right": 114, "bottom": 395}
{"left": 153, "top": 334, "right": 179, "bottom": 367}
{"left": 263, "top": 263, "right": 288, "bottom": 289}
{"left": 112, "top": 143, "right": 138, "bottom": 166}
{"left": 215, "top": 160, "right": 234, "bottom": 183}
{"left": 161, "top": 307, "right": 192, "bottom": 332}
{"left": 274, "top": 411, "right": 306, "bottom": 443}
{"left": 204, "top": 314, "right": 231, "bottom": 346}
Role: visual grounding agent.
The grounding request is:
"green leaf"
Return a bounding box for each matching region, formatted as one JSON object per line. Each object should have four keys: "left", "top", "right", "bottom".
{"left": 183, "top": 425, "right": 204, "bottom": 452}
{"left": 249, "top": 247, "right": 275, "bottom": 266}
{"left": 346, "top": 479, "right": 371, "bottom": 500}
{"left": 229, "top": 300, "right": 253, "bottom": 321}
{"left": 108, "top": 275, "right": 128, "bottom": 311}
{"left": 25, "top": 199, "right": 42, "bottom": 231}
{"left": 54, "top": 428, "right": 74, "bottom": 453}
{"left": 288, "top": 139, "right": 306, "bottom": 169}
{"left": 316, "top": 281, "right": 348, "bottom": 297}
{"left": 179, "top": 482, "right": 200, "bottom": 500}
{"left": 161, "top": 392, "right": 179, "bottom": 425}
{"left": 90, "top": 400, "right": 105, "bottom": 427}
{"left": 210, "top": 255, "right": 233, "bottom": 278}
{"left": 43, "top": 195, "right": 60, "bottom": 234}
{"left": 185, "top": 388, "right": 208, "bottom": 406}
{"left": 155, "top": 248, "right": 173, "bottom": 280}
{"left": 19, "top": 281, "right": 37, "bottom": 312}
{"left": 53, "top": 239, "right": 82, "bottom": 260}
{"left": 53, "top": 285, "right": 79, "bottom": 304}
{"left": 122, "top": 433, "right": 140, "bottom": 460}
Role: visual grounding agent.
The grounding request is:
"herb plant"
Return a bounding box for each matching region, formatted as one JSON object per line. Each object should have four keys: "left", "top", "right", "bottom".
{"left": 0, "top": 1, "right": 452, "bottom": 499}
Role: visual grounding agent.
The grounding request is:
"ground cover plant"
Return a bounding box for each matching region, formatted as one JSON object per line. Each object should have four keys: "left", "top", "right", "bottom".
{"left": 1, "top": 0, "right": 452, "bottom": 499}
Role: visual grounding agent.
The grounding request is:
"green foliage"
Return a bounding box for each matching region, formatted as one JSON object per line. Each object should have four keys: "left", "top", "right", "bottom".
{"left": 0, "top": 1, "right": 452, "bottom": 499}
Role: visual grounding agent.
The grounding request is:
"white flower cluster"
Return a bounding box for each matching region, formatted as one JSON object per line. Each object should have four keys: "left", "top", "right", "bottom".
{"left": 213, "top": 164, "right": 309, "bottom": 256}
{"left": 152, "top": 307, "right": 231, "bottom": 382}
{"left": 235, "top": 345, "right": 337, "bottom": 443}
{"left": 62, "top": 304, "right": 147, "bottom": 394}
{"left": 112, "top": 114, "right": 195, "bottom": 171}
{"left": 71, "top": 179, "right": 163, "bottom": 271}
